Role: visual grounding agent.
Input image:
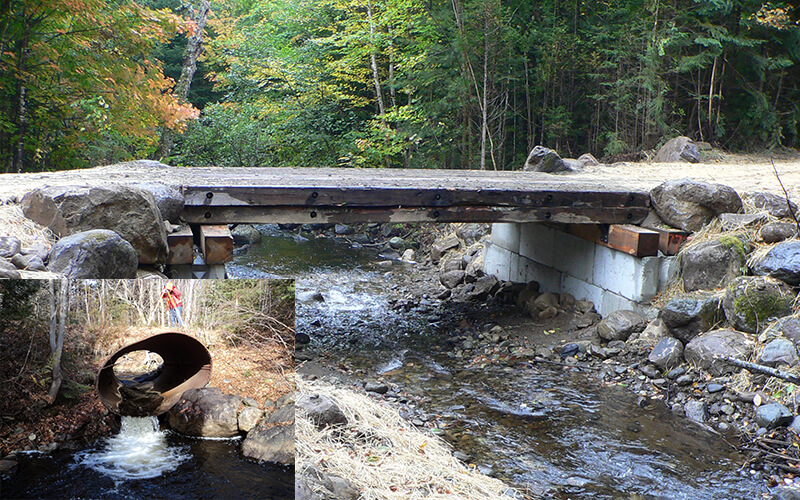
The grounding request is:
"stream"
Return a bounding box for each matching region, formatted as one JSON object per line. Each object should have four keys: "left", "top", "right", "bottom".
{"left": 229, "top": 224, "right": 768, "bottom": 499}
{"left": 2, "top": 416, "right": 293, "bottom": 499}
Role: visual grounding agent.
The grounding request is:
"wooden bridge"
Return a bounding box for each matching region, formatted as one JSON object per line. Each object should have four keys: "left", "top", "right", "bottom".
{"left": 174, "top": 167, "right": 651, "bottom": 226}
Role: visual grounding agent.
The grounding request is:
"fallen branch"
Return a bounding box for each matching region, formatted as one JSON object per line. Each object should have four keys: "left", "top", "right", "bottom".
{"left": 720, "top": 356, "right": 800, "bottom": 385}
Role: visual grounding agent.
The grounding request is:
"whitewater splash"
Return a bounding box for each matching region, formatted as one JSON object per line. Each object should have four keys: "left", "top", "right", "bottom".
{"left": 75, "top": 416, "right": 190, "bottom": 480}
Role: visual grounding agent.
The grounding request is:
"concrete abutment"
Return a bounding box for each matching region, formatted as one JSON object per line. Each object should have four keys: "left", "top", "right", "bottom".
{"left": 484, "top": 223, "right": 677, "bottom": 316}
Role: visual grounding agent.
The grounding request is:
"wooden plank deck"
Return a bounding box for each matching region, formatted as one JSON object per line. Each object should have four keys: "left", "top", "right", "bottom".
{"left": 0, "top": 164, "right": 655, "bottom": 224}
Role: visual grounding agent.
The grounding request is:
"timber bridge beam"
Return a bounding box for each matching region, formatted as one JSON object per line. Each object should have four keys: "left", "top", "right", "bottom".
{"left": 175, "top": 167, "right": 651, "bottom": 226}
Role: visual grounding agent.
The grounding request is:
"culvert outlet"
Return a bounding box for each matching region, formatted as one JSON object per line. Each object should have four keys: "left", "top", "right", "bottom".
{"left": 97, "top": 332, "right": 212, "bottom": 417}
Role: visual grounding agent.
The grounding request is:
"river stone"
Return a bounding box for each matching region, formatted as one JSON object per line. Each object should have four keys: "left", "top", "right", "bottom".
{"left": 238, "top": 406, "right": 265, "bottom": 433}
{"left": 11, "top": 253, "right": 45, "bottom": 271}
{"left": 48, "top": 230, "right": 138, "bottom": 278}
{"left": 440, "top": 269, "right": 466, "bottom": 289}
{"left": 0, "top": 236, "right": 21, "bottom": 259}
{"left": 718, "top": 213, "right": 768, "bottom": 231}
{"left": 707, "top": 383, "right": 725, "bottom": 393}
{"left": 242, "top": 421, "right": 294, "bottom": 464}
{"left": 388, "top": 237, "right": 405, "bottom": 249}
{"left": 680, "top": 237, "right": 748, "bottom": 292}
{"left": 654, "top": 136, "right": 701, "bottom": 163}
{"left": 231, "top": 225, "right": 262, "bottom": 245}
{"left": 750, "top": 240, "right": 800, "bottom": 286}
{"left": 22, "top": 184, "right": 168, "bottom": 264}
{"left": 761, "top": 222, "right": 798, "bottom": 244}
{"left": 296, "top": 477, "right": 314, "bottom": 500}
{"left": 747, "top": 191, "right": 798, "bottom": 219}
{"left": 683, "top": 400, "right": 708, "bottom": 423}
{"left": 627, "top": 318, "right": 670, "bottom": 350}
{"left": 431, "top": 235, "right": 460, "bottom": 263}
{"left": 135, "top": 182, "right": 184, "bottom": 224}
{"left": 364, "top": 381, "right": 389, "bottom": 394}
{"left": 755, "top": 403, "right": 794, "bottom": 429}
{"left": 464, "top": 251, "right": 485, "bottom": 279}
{"left": 523, "top": 145, "right": 570, "bottom": 173}
{"left": 723, "top": 276, "right": 794, "bottom": 333}
{"left": 334, "top": 224, "right": 354, "bottom": 235}
{"left": 759, "top": 338, "right": 798, "bottom": 367}
{"left": 649, "top": 179, "right": 743, "bottom": 232}
{"left": 772, "top": 486, "right": 800, "bottom": 500}
{"left": 660, "top": 292, "right": 723, "bottom": 342}
{"left": 597, "top": 310, "right": 648, "bottom": 341}
{"left": 442, "top": 256, "right": 465, "bottom": 272}
{"left": 0, "top": 259, "right": 21, "bottom": 279}
{"left": 648, "top": 337, "right": 684, "bottom": 370}
{"left": 402, "top": 249, "right": 416, "bottom": 262}
{"left": 167, "top": 387, "right": 242, "bottom": 438}
{"left": 297, "top": 394, "right": 348, "bottom": 429}
{"left": 684, "top": 329, "right": 756, "bottom": 376}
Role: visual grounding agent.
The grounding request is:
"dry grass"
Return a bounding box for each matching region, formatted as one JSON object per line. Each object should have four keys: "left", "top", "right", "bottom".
{"left": 0, "top": 203, "right": 54, "bottom": 249}
{"left": 296, "top": 376, "right": 522, "bottom": 500}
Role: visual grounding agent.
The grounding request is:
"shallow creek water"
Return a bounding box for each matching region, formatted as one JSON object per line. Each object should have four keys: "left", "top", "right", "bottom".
{"left": 229, "top": 226, "right": 767, "bottom": 499}
{"left": 3, "top": 416, "right": 293, "bottom": 499}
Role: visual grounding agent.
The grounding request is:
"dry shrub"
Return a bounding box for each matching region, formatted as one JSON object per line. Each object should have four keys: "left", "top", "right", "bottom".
{"left": 296, "top": 376, "right": 522, "bottom": 500}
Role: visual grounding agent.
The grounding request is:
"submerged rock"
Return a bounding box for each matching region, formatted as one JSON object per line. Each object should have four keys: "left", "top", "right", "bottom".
{"left": 241, "top": 422, "right": 294, "bottom": 464}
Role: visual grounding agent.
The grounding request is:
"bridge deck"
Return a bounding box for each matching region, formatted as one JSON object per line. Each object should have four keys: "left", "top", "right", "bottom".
{"left": 3, "top": 159, "right": 798, "bottom": 224}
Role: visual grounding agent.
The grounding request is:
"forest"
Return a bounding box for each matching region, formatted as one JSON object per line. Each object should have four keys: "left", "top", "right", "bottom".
{"left": 1, "top": 0, "right": 799, "bottom": 172}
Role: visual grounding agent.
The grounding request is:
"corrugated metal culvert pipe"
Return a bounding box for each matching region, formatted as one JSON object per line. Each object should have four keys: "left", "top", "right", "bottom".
{"left": 96, "top": 332, "right": 212, "bottom": 417}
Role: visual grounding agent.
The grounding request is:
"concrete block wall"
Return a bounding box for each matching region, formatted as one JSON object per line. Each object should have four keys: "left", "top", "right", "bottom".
{"left": 484, "top": 223, "right": 677, "bottom": 316}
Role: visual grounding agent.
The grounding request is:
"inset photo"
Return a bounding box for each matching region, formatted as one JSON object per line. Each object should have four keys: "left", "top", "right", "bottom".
{"left": 0, "top": 279, "right": 294, "bottom": 499}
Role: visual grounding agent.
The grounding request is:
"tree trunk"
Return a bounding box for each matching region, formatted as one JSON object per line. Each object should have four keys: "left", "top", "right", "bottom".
{"left": 155, "top": 0, "right": 211, "bottom": 161}
{"left": 367, "top": 0, "right": 386, "bottom": 121}
{"left": 47, "top": 279, "right": 67, "bottom": 403}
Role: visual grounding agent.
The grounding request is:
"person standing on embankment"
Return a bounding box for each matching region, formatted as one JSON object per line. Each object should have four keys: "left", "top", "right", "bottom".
{"left": 160, "top": 282, "right": 184, "bottom": 326}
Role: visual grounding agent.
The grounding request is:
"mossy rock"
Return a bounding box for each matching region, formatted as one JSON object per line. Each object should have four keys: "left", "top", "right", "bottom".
{"left": 680, "top": 234, "right": 750, "bottom": 292}
{"left": 722, "top": 276, "right": 795, "bottom": 334}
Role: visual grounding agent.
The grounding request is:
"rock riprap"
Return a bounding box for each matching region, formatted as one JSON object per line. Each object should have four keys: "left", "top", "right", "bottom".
{"left": 722, "top": 276, "right": 794, "bottom": 334}
{"left": 684, "top": 329, "right": 756, "bottom": 375}
{"left": 660, "top": 292, "right": 723, "bottom": 343}
{"left": 21, "top": 184, "right": 168, "bottom": 264}
{"left": 167, "top": 387, "right": 242, "bottom": 438}
{"left": 650, "top": 179, "right": 742, "bottom": 232}
{"left": 750, "top": 240, "right": 800, "bottom": 286}
{"left": 680, "top": 237, "right": 748, "bottom": 292}
{"left": 47, "top": 230, "right": 137, "bottom": 278}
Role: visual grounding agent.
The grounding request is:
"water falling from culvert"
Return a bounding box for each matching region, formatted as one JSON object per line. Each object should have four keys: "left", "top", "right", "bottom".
{"left": 75, "top": 416, "right": 190, "bottom": 480}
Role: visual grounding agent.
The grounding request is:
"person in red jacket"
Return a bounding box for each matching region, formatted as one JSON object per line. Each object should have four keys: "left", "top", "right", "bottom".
{"left": 160, "top": 281, "right": 184, "bottom": 326}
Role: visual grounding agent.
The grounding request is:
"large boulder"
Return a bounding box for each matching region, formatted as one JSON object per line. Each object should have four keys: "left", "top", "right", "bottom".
{"left": 135, "top": 182, "right": 185, "bottom": 224}
{"left": 241, "top": 421, "right": 294, "bottom": 464}
{"left": 21, "top": 184, "right": 168, "bottom": 264}
{"left": 522, "top": 146, "right": 586, "bottom": 173}
{"left": 747, "top": 192, "right": 798, "bottom": 219}
{"left": 723, "top": 276, "right": 794, "bottom": 334}
{"left": 680, "top": 237, "right": 748, "bottom": 292}
{"left": 650, "top": 179, "right": 742, "bottom": 232}
{"left": 597, "top": 310, "right": 648, "bottom": 341}
{"left": 660, "top": 292, "right": 723, "bottom": 343}
{"left": 231, "top": 224, "right": 263, "bottom": 245}
{"left": 654, "top": 136, "right": 701, "bottom": 163}
{"left": 750, "top": 240, "right": 800, "bottom": 286}
{"left": 684, "top": 329, "right": 756, "bottom": 375}
{"left": 47, "top": 230, "right": 137, "bottom": 278}
{"left": 167, "top": 387, "right": 242, "bottom": 438}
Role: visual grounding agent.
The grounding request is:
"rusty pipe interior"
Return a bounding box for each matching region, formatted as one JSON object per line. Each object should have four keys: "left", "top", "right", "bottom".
{"left": 96, "top": 332, "right": 212, "bottom": 417}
